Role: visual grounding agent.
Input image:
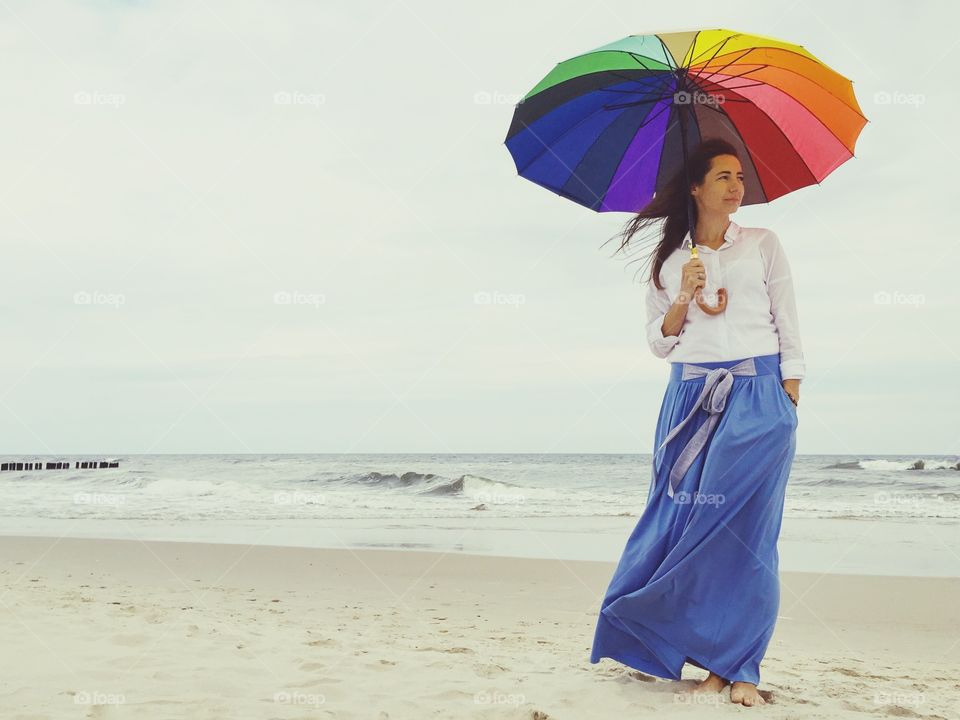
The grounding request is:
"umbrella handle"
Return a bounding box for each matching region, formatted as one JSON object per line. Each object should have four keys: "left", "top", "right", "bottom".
{"left": 690, "top": 246, "right": 728, "bottom": 315}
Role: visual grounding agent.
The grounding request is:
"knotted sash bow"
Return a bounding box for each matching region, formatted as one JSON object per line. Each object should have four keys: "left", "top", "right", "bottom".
{"left": 654, "top": 357, "right": 757, "bottom": 498}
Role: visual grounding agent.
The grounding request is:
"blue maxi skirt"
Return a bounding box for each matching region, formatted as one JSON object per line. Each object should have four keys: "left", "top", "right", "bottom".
{"left": 590, "top": 352, "right": 798, "bottom": 686}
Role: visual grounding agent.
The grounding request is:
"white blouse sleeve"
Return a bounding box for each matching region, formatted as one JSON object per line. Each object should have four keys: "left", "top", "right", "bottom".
{"left": 644, "top": 277, "right": 683, "bottom": 359}
{"left": 759, "top": 230, "right": 806, "bottom": 381}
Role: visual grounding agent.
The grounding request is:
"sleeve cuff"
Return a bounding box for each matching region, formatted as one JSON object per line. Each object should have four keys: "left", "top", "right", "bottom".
{"left": 780, "top": 358, "right": 805, "bottom": 381}
{"left": 647, "top": 312, "right": 683, "bottom": 358}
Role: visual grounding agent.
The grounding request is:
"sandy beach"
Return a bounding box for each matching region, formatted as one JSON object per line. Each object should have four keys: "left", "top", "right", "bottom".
{"left": 0, "top": 535, "right": 957, "bottom": 719}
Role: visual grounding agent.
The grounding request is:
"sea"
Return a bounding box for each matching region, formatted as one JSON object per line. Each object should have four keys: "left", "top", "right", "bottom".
{"left": 1, "top": 454, "right": 957, "bottom": 576}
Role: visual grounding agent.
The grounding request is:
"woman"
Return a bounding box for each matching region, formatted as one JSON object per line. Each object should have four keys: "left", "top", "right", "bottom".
{"left": 589, "top": 138, "right": 803, "bottom": 707}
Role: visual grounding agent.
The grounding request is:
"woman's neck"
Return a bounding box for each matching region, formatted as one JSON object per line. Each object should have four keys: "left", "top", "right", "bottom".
{"left": 693, "top": 214, "right": 731, "bottom": 249}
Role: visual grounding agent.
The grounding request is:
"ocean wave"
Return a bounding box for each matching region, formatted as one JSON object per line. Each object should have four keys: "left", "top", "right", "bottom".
{"left": 343, "top": 471, "right": 444, "bottom": 488}
{"left": 795, "top": 477, "right": 951, "bottom": 491}
{"left": 333, "top": 471, "right": 525, "bottom": 497}
{"left": 823, "top": 459, "right": 959, "bottom": 471}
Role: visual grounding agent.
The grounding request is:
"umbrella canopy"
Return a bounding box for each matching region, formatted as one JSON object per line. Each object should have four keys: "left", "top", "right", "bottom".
{"left": 504, "top": 29, "right": 868, "bottom": 212}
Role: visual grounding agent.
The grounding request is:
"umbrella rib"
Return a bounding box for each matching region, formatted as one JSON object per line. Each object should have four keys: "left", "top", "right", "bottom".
{"left": 513, "top": 100, "right": 640, "bottom": 178}
{"left": 623, "top": 50, "right": 671, "bottom": 73}
{"left": 604, "top": 68, "right": 678, "bottom": 101}
{"left": 692, "top": 47, "right": 868, "bottom": 120}
{"left": 518, "top": 121, "right": 603, "bottom": 204}
{"left": 699, "top": 72, "right": 864, "bottom": 151}
{"left": 634, "top": 100, "right": 673, "bottom": 129}
{"left": 570, "top": 100, "right": 684, "bottom": 208}
{"left": 692, "top": 55, "right": 765, "bottom": 85}
{"left": 699, "top": 102, "right": 771, "bottom": 204}
{"left": 686, "top": 33, "right": 758, "bottom": 68}
{"left": 709, "top": 81, "right": 767, "bottom": 91}
{"left": 689, "top": 37, "right": 863, "bottom": 175}
{"left": 604, "top": 60, "right": 680, "bottom": 104}
{"left": 705, "top": 97, "right": 759, "bottom": 103}
{"left": 515, "top": 96, "right": 673, "bottom": 206}
{"left": 575, "top": 100, "right": 675, "bottom": 209}
{"left": 703, "top": 88, "right": 836, "bottom": 188}
{"left": 656, "top": 35, "right": 676, "bottom": 70}
{"left": 600, "top": 104, "right": 680, "bottom": 206}
{"left": 509, "top": 31, "right": 865, "bottom": 212}
{"left": 603, "top": 86, "right": 683, "bottom": 111}
{"left": 685, "top": 34, "right": 735, "bottom": 73}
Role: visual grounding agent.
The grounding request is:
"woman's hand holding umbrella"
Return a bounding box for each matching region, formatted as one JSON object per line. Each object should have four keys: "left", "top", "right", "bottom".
{"left": 679, "top": 255, "right": 727, "bottom": 315}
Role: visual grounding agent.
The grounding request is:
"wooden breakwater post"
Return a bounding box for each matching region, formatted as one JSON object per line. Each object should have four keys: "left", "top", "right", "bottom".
{"left": 0, "top": 459, "right": 120, "bottom": 471}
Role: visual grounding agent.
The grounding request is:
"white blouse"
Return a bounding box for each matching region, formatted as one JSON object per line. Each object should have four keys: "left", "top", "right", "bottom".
{"left": 644, "top": 220, "right": 805, "bottom": 381}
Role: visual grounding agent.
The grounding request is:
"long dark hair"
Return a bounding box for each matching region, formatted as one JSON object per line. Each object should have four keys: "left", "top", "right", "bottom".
{"left": 606, "top": 138, "right": 740, "bottom": 290}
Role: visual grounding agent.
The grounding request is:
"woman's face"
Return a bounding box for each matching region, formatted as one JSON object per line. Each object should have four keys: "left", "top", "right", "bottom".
{"left": 691, "top": 154, "right": 744, "bottom": 215}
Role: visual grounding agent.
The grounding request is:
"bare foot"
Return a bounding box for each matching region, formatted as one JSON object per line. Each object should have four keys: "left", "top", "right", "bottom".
{"left": 689, "top": 671, "right": 729, "bottom": 694}
{"left": 730, "top": 681, "right": 766, "bottom": 706}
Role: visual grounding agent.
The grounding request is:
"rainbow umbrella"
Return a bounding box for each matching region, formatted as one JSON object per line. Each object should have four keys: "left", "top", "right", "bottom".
{"left": 504, "top": 28, "right": 868, "bottom": 213}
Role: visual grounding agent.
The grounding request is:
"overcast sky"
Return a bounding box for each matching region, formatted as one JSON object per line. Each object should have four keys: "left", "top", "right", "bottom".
{"left": 0, "top": 0, "right": 955, "bottom": 456}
